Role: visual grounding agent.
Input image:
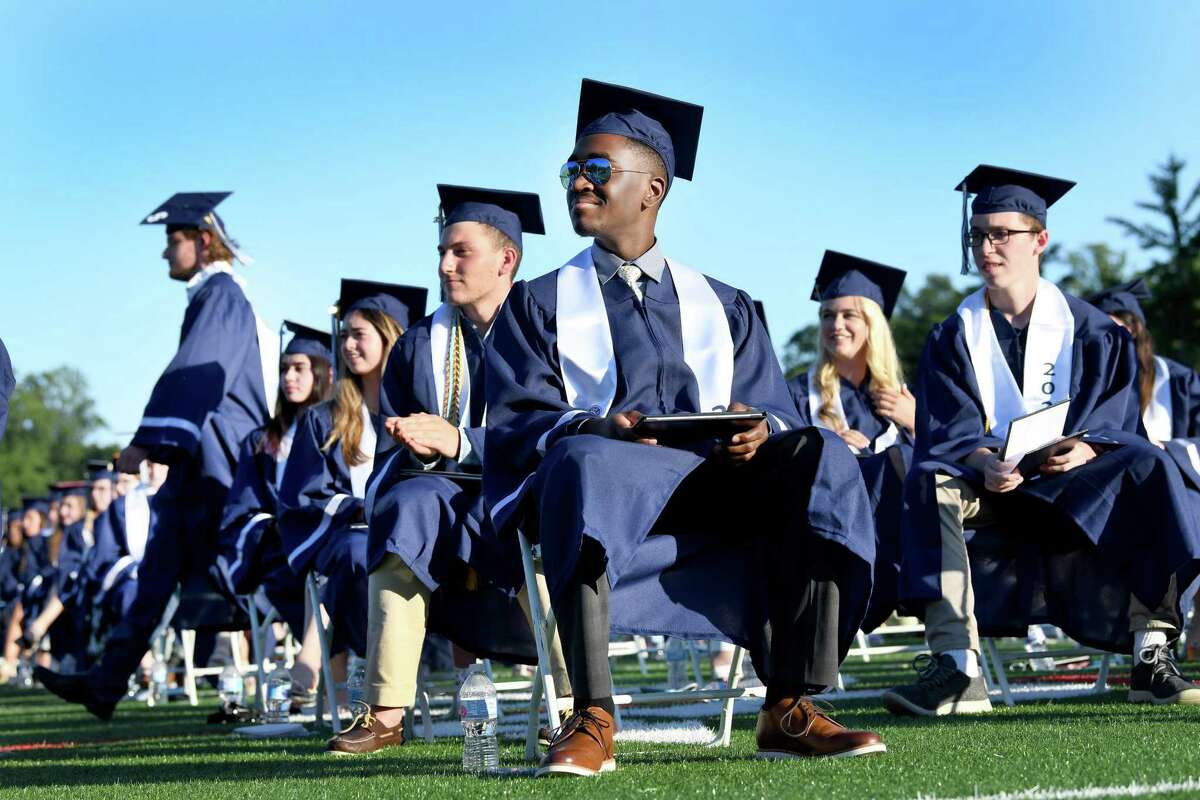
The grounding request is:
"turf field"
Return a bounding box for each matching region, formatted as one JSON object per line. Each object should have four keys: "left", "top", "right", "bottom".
{"left": 2, "top": 650, "right": 1199, "bottom": 800}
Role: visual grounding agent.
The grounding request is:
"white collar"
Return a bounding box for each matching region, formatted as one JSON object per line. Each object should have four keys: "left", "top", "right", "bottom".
{"left": 186, "top": 261, "right": 244, "bottom": 302}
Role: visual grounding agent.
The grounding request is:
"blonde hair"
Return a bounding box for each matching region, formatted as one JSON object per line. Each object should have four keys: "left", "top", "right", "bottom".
{"left": 814, "top": 295, "right": 904, "bottom": 433}
{"left": 323, "top": 308, "right": 403, "bottom": 465}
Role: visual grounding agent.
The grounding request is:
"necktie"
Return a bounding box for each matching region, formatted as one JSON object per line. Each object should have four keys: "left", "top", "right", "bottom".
{"left": 616, "top": 262, "right": 644, "bottom": 302}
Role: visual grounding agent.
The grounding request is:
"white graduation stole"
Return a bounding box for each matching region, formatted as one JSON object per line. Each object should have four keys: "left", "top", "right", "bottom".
{"left": 957, "top": 279, "right": 1074, "bottom": 440}
{"left": 805, "top": 365, "right": 900, "bottom": 454}
{"left": 550, "top": 247, "right": 734, "bottom": 448}
{"left": 1143, "top": 356, "right": 1174, "bottom": 442}
{"left": 429, "top": 302, "right": 473, "bottom": 430}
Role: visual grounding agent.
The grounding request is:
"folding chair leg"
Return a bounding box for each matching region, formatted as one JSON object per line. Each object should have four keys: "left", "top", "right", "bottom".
{"left": 685, "top": 641, "right": 705, "bottom": 686}
{"left": 419, "top": 687, "right": 434, "bottom": 743}
{"left": 181, "top": 629, "right": 199, "bottom": 706}
{"left": 1094, "top": 653, "right": 1111, "bottom": 694}
{"left": 983, "top": 638, "right": 1014, "bottom": 707}
{"left": 707, "top": 645, "right": 745, "bottom": 747}
{"left": 307, "top": 574, "right": 340, "bottom": 730}
{"left": 247, "top": 601, "right": 268, "bottom": 712}
{"left": 856, "top": 629, "right": 871, "bottom": 663}
{"left": 634, "top": 634, "right": 649, "bottom": 675}
{"left": 525, "top": 666, "right": 546, "bottom": 762}
{"left": 518, "top": 532, "right": 561, "bottom": 734}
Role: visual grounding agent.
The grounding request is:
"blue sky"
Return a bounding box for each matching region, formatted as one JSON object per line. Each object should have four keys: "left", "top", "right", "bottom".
{"left": 2, "top": 1, "right": 1198, "bottom": 441}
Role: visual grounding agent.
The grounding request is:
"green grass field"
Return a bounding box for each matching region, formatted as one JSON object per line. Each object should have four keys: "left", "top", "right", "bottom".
{"left": 3, "top": 651, "right": 1199, "bottom": 799}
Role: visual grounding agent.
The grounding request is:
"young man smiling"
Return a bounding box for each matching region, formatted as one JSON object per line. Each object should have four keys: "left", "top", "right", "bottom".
{"left": 328, "top": 186, "right": 551, "bottom": 754}
{"left": 485, "top": 80, "right": 886, "bottom": 776}
{"left": 884, "top": 166, "right": 1200, "bottom": 717}
{"left": 38, "top": 193, "right": 275, "bottom": 719}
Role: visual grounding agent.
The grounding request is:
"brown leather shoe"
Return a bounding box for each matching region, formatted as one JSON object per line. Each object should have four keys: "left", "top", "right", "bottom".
{"left": 326, "top": 703, "right": 405, "bottom": 755}
{"left": 756, "top": 697, "right": 886, "bottom": 759}
{"left": 536, "top": 707, "right": 616, "bottom": 777}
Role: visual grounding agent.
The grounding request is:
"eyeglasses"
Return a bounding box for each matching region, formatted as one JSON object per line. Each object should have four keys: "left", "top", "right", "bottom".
{"left": 964, "top": 228, "right": 1039, "bottom": 248}
{"left": 559, "top": 157, "right": 650, "bottom": 189}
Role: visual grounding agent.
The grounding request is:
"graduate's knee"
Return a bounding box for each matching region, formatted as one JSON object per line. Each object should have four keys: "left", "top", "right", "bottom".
{"left": 543, "top": 433, "right": 619, "bottom": 474}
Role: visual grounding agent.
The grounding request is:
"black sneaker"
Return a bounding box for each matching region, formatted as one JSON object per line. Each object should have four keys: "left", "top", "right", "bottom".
{"left": 881, "top": 653, "right": 993, "bottom": 717}
{"left": 1128, "top": 643, "right": 1200, "bottom": 705}
{"left": 34, "top": 666, "right": 117, "bottom": 721}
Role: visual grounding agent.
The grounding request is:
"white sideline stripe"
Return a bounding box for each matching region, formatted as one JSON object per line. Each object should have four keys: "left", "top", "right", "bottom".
{"left": 918, "top": 777, "right": 1200, "bottom": 800}
{"left": 139, "top": 416, "right": 202, "bottom": 441}
{"left": 287, "top": 494, "right": 350, "bottom": 568}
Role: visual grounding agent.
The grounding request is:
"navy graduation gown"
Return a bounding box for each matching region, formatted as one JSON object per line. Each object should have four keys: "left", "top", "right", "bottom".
{"left": 368, "top": 313, "right": 535, "bottom": 664}
{"left": 216, "top": 426, "right": 306, "bottom": 633}
{"left": 485, "top": 263, "right": 876, "bottom": 652}
{"left": 0, "top": 336, "right": 13, "bottom": 442}
{"left": 1157, "top": 357, "right": 1200, "bottom": 490}
{"left": 132, "top": 270, "right": 270, "bottom": 559}
{"left": 902, "top": 293, "right": 1200, "bottom": 648}
{"left": 278, "top": 401, "right": 372, "bottom": 654}
{"left": 787, "top": 372, "right": 912, "bottom": 632}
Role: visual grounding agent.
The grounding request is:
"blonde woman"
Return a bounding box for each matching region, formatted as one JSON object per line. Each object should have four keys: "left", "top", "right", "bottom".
{"left": 788, "top": 251, "right": 913, "bottom": 631}
{"left": 278, "top": 280, "right": 425, "bottom": 659}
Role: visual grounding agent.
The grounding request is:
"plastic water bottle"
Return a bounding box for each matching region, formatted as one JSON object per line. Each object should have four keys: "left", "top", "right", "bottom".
{"left": 16, "top": 657, "right": 33, "bottom": 689}
{"left": 264, "top": 664, "right": 291, "bottom": 724}
{"left": 219, "top": 664, "right": 245, "bottom": 708}
{"left": 150, "top": 657, "right": 170, "bottom": 702}
{"left": 665, "top": 637, "right": 688, "bottom": 689}
{"left": 346, "top": 655, "right": 366, "bottom": 706}
{"left": 459, "top": 664, "right": 499, "bottom": 773}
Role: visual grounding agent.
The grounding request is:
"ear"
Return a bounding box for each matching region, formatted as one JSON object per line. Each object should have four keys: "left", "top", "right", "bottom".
{"left": 498, "top": 245, "right": 519, "bottom": 279}
{"left": 1033, "top": 228, "right": 1050, "bottom": 256}
{"left": 642, "top": 175, "right": 668, "bottom": 211}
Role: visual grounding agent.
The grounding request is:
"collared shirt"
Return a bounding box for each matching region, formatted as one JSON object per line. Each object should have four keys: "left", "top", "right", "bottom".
{"left": 590, "top": 240, "right": 667, "bottom": 288}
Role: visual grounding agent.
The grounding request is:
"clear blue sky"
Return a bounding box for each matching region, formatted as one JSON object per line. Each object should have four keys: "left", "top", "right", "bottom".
{"left": 2, "top": 1, "right": 1198, "bottom": 441}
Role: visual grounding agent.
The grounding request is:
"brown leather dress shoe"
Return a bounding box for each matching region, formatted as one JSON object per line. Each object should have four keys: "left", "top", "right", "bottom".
{"left": 326, "top": 703, "right": 405, "bottom": 755}
{"left": 756, "top": 697, "right": 886, "bottom": 759}
{"left": 536, "top": 707, "right": 616, "bottom": 777}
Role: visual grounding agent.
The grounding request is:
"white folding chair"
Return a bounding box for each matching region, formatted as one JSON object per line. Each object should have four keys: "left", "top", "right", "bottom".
{"left": 517, "top": 530, "right": 761, "bottom": 760}
{"left": 981, "top": 636, "right": 1112, "bottom": 707}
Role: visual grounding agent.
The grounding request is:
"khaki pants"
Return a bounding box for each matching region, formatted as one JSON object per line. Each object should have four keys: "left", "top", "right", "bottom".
{"left": 365, "top": 554, "right": 571, "bottom": 707}
{"left": 926, "top": 473, "right": 1179, "bottom": 656}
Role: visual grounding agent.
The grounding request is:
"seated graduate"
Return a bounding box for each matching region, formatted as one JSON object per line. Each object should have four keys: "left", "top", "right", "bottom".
{"left": 0, "top": 508, "right": 30, "bottom": 681}
{"left": 23, "top": 483, "right": 94, "bottom": 667}
{"left": 74, "top": 461, "right": 168, "bottom": 665}
{"left": 217, "top": 322, "right": 334, "bottom": 641}
{"left": 87, "top": 461, "right": 117, "bottom": 519}
{"left": 278, "top": 280, "right": 424, "bottom": 661}
{"left": 39, "top": 192, "right": 276, "bottom": 719}
{"left": 1089, "top": 279, "right": 1200, "bottom": 660}
{"left": 2, "top": 499, "right": 48, "bottom": 675}
{"left": 883, "top": 166, "right": 1200, "bottom": 717}
{"left": 485, "top": 79, "right": 885, "bottom": 776}
{"left": 787, "top": 252, "right": 914, "bottom": 631}
{"left": 327, "top": 185, "right": 549, "bottom": 755}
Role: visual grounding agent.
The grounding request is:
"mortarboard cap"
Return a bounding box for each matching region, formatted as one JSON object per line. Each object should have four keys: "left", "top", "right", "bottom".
{"left": 57, "top": 481, "right": 90, "bottom": 498}
{"left": 23, "top": 497, "right": 49, "bottom": 515}
{"left": 87, "top": 459, "right": 117, "bottom": 483}
{"left": 811, "top": 251, "right": 907, "bottom": 320}
{"left": 576, "top": 79, "right": 704, "bottom": 186}
{"left": 437, "top": 185, "right": 545, "bottom": 252}
{"left": 336, "top": 280, "right": 428, "bottom": 331}
{"left": 139, "top": 192, "right": 251, "bottom": 264}
{"left": 956, "top": 165, "right": 1075, "bottom": 274}
{"left": 282, "top": 320, "right": 334, "bottom": 362}
{"left": 1088, "top": 279, "right": 1152, "bottom": 325}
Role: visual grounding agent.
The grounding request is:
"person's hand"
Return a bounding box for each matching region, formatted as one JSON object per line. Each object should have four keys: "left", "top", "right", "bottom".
{"left": 1040, "top": 440, "right": 1098, "bottom": 476}
{"left": 116, "top": 445, "right": 149, "bottom": 474}
{"left": 577, "top": 410, "right": 658, "bottom": 445}
{"left": 385, "top": 414, "right": 461, "bottom": 462}
{"left": 983, "top": 453, "right": 1024, "bottom": 493}
{"left": 1151, "top": 439, "right": 1166, "bottom": 450}
{"left": 712, "top": 401, "right": 770, "bottom": 465}
{"left": 872, "top": 385, "right": 916, "bottom": 436}
{"left": 839, "top": 429, "right": 872, "bottom": 451}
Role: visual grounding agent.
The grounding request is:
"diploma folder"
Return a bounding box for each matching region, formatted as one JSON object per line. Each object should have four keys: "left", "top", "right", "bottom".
{"left": 631, "top": 410, "right": 767, "bottom": 444}
{"left": 998, "top": 399, "right": 1087, "bottom": 477}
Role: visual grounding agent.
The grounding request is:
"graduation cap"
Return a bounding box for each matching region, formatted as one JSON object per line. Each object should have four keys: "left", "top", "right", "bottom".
{"left": 437, "top": 185, "right": 545, "bottom": 252}
{"left": 335, "top": 280, "right": 428, "bottom": 331}
{"left": 22, "top": 497, "right": 49, "bottom": 515}
{"left": 811, "top": 251, "right": 907, "bottom": 320}
{"left": 56, "top": 481, "right": 90, "bottom": 498}
{"left": 1088, "top": 279, "right": 1152, "bottom": 324}
{"left": 139, "top": 192, "right": 251, "bottom": 264}
{"left": 282, "top": 320, "right": 334, "bottom": 363}
{"left": 576, "top": 79, "right": 704, "bottom": 185}
{"left": 87, "top": 459, "right": 118, "bottom": 483}
{"left": 956, "top": 165, "right": 1075, "bottom": 274}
